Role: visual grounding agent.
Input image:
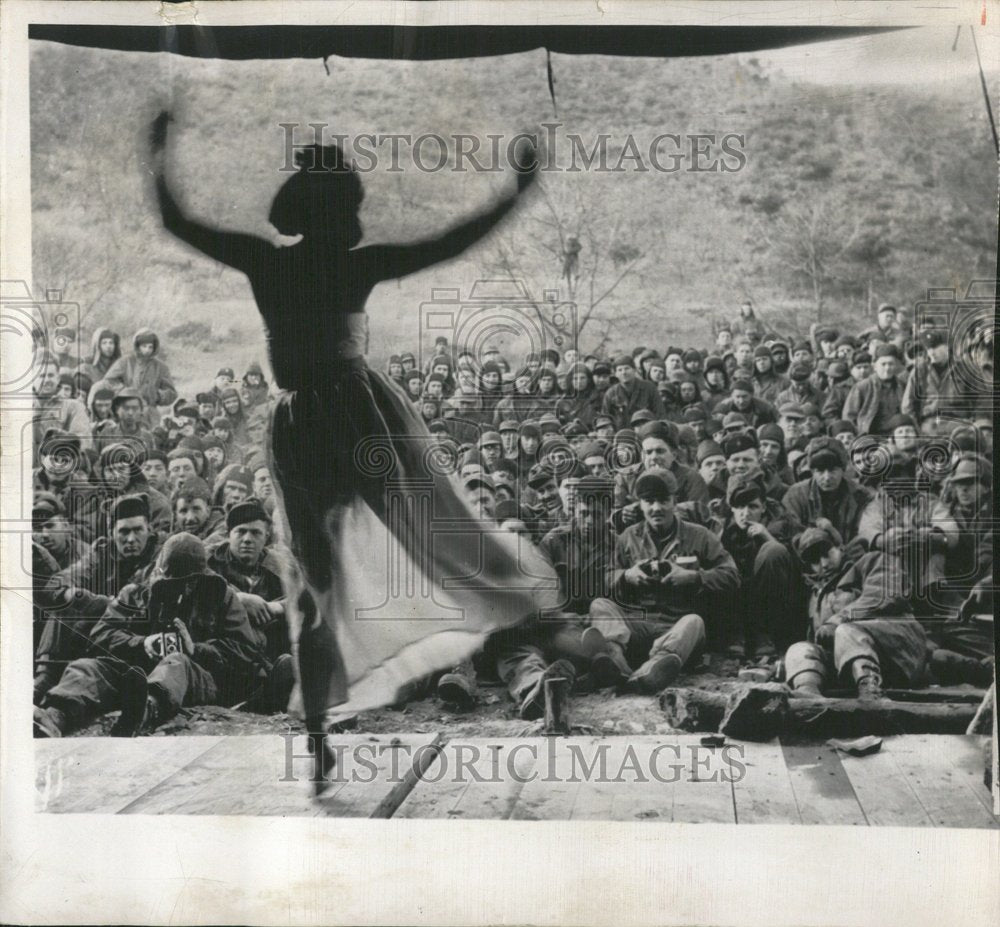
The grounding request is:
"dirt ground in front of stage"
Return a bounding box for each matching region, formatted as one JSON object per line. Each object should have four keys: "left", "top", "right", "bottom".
{"left": 71, "top": 655, "right": 751, "bottom": 739}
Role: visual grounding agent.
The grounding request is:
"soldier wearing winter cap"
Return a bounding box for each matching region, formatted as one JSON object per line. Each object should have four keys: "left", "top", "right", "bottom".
{"left": 714, "top": 375, "right": 778, "bottom": 430}
{"left": 602, "top": 352, "right": 665, "bottom": 430}
{"left": 718, "top": 470, "right": 798, "bottom": 657}
{"left": 781, "top": 436, "right": 872, "bottom": 541}
{"left": 584, "top": 465, "right": 738, "bottom": 692}
{"left": 784, "top": 520, "right": 926, "bottom": 702}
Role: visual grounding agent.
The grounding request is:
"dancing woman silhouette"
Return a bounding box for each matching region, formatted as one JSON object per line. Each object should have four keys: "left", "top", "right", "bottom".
{"left": 149, "top": 113, "right": 558, "bottom": 789}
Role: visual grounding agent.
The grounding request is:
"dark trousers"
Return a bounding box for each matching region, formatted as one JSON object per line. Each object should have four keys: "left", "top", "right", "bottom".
{"left": 733, "top": 540, "right": 802, "bottom": 648}
{"left": 494, "top": 615, "right": 586, "bottom": 702}
{"left": 33, "top": 614, "right": 96, "bottom": 705}
{"left": 44, "top": 653, "right": 219, "bottom": 728}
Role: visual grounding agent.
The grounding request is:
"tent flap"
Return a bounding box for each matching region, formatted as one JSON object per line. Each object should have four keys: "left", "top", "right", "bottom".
{"left": 28, "top": 24, "right": 903, "bottom": 61}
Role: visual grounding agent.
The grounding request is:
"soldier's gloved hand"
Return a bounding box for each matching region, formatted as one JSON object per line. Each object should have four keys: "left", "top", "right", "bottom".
{"left": 624, "top": 563, "right": 653, "bottom": 587}
{"left": 622, "top": 502, "right": 642, "bottom": 527}
{"left": 143, "top": 634, "right": 164, "bottom": 659}
{"left": 745, "top": 522, "right": 773, "bottom": 543}
{"left": 240, "top": 592, "right": 273, "bottom": 627}
{"left": 662, "top": 564, "right": 699, "bottom": 587}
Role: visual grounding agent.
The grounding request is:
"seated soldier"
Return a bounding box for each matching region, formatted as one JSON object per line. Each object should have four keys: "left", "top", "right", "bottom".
{"left": 719, "top": 472, "right": 799, "bottom": 659}
{"left": 166, "top": 448, "right": 199, "bottom": 494}
{"left": 494, "top": 477, "right": 624, "bottom": 718}
{"left": 856, "top": 462, "right": 946, "bottom": 607}
{"left": 522, "top": 461, "right": 566, "bottom": 539}
{"left": 33, "top": 429, "right": 103, "bottom": 544}
{"left": 32, "top": 493, "right": 88, "bottom": 574}
{"left": 207, "top": 497, "right": 290, "bottom": 674}
{"left": 781, "top": 436, "right": 872, "bottom": 544}
{"left": 613, "top": 421, "right": 710, "bottom": 530}
{"left": 33, "top": 533, "right": 265, "bottom": 738}
{"left": 477, "top": 431, "right": 505, "bottom": 473}
{"left": 714, "top": 379, "right": 777, "bottom": 429}
{"left": 784, "top": 525, "right": 928, "bottom": 700}
{"left": 462, "top": 473, "right": 497, "bottom": 523}
{"left": 93, "top": 387, "right": 156, "bottom": 452}
{"left": 721, "top": 431, "right": 786, "bottom": 501}
{"left": 696, "top": 439, "right": 728, "bottom": 507}
{"left": 211, "top": 415, "right": 245, "bottom": 465}
{"left": 489, "top": 463, "right": 519, "bottom": 504}
{"left": 171, "top": 477, "right": 226, "bottom": 543}
{"left": 212, "top": 463, "right": 254, "bottom": 511}
{"left": 922, "top": 457, "right": 995, "bottom": 684}
{"left": 756, "top": 422, "right": 794, "bottom": 485}
{"left": 201, "top": 434, "right": 228, "bottom": 473}
{"left": 34, "top": 494, "right": 162, "bottom": 704}
{"left": 31, "top": 494, "right": 89, "bottom": 671}
{"left": 498, "top": 420, "right": 520, "bottom": 462}
{"left": 140, "top": 450, "right": 171, "bottom": 496}
{"left": 775, "top": 363, "right": 826, "bottom": 413}
{"left": 578, "top": 440, "right": 612, "bottom": 479}
{"left": 589, "top": 468, "right": 740, "bottom": 692}
{"left": 250, "top": 460, "right": 276, "bottom": 506}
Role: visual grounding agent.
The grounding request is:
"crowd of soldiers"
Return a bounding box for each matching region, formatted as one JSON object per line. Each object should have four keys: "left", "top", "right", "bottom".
{"left": 30, "top": 299, "right": 995, "bottom": 735}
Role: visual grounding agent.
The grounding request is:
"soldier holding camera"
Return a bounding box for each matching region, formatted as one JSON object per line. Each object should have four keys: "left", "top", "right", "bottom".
{"left": 33, "top": 531, "right": 264, "bottom": 738}
{"left": 587, "top": 468, "right": 739, "bottom": 692}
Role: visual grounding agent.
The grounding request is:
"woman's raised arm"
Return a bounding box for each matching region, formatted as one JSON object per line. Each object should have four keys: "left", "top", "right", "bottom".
{"left": 361, "top": 139, "right": 538, "bottom": 282}
{"left": 150, "top": 111, "right": 270, "bottom": 273}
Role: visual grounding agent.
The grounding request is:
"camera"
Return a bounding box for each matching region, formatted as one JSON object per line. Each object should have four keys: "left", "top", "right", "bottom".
{"left": 149, "top": 630, "right": 182, "bottom": 657}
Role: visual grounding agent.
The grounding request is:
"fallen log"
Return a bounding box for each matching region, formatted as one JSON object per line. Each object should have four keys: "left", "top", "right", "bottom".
{"left": 660, "top": 684, "right": 979, "bottom": 741}
{"left": 825, "top": 687, "right": 987, "bottom": 704}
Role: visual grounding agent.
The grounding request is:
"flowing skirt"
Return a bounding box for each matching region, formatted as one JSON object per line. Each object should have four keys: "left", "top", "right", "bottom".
{"left": 268, "top": 359, "right": 559, "bottom": 716}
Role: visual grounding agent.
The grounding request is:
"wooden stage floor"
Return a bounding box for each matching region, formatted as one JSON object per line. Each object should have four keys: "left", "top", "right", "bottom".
{"left": 35, "top": 733, "right": 998, "bottom": 826}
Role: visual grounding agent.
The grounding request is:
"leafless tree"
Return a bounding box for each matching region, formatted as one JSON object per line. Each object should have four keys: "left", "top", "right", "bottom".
{"left": 484, "top": 177, "right": 646, "bottom": 353}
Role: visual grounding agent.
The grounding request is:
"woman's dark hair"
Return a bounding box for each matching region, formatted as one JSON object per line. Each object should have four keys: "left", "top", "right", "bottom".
{"left": 268, "top": 144, "right": 365, "bottom": 241}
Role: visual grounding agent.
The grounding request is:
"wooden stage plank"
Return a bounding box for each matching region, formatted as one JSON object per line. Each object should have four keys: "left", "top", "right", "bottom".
{"left": 937, "top": 735, "right": 997, "bottom": 818}
{"left": 781, "top": 741, "right": 868, "bottom": 826}
{"left": 35, "top": 732, "right": 997, "bottom": 825}
{"left": 320, "top": 734, "right": 441, "bottom": 819}
{"left": 585, "top": 739, "right": 648, "bottom": 822}
{"left": 509, "top": 736, "right": 595, "bottom": 821}
{"left": 395, "top": 738, "right": 533, "bottom": 820}
{"left": 670, "top": 738, "right": 736, "bottom": 824}
{"left": 888, "top": 735, "right": 998, "bottom": 828}
{"left": 399, "top": 736, "right": 738, "bottom": 823}
{"left": 36, "top": 736, "right": 222, "bottom": 814}
{"left": 121, "top": 734, "right": 439, "bottom": 817}
{"left": 731, "top": 739, "right": 801, "bottom": 825}
{"left": 837, "top": 737, "right": 936, "bottom": 828}
{"left": 506, "top": 735, "right": 736, "bottom": 824}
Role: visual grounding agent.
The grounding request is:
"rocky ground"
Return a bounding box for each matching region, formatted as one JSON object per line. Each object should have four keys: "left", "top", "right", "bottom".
{"left": 71, "top": 654, "right": 754, "bottom": 739}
